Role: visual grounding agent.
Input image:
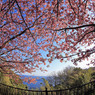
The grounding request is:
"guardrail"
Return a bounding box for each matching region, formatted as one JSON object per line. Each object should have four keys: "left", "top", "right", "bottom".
{"left": 0, "top": 80, "right": 95, "bottom": 95}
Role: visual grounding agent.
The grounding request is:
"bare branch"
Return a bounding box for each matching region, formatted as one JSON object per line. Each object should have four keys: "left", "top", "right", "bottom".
{"left": 2, "top": 0, "right": 15, "bottom": 17}
{"left": 0, "top": 48, "right": 24, "bottom": 55}
{"left": 53, "top": 24, "right": 95, "bottom": 31}
{"left": 68, "top": 0, "right": 77, "bottom": 15}
{"left": 0, "top": 65, "right": 13, "bottom": 68}
{"left": 0, "top": 0, "right": 13, "bottom": 12}
{"left": 0, "top": 58, "right": 30, "bottom": 63}
{"left": 15, "top": 0, "right": 36, "bottom": 42}
{"left": 0, "top": 22, "right": 9, "bottom": 28}
{"left": 76, "top": 29, "right": 95, "bottom": 44}
{"left": 56, "top": 47, "right": 95, "bottom": 59}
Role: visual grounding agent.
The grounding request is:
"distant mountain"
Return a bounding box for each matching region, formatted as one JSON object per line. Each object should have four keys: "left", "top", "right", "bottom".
{"left": 20, "top": 75, "right": 47, "bottom": 90}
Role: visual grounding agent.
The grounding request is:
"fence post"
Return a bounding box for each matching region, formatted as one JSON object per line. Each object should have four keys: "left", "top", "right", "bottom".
{"left": 45, "top": 87, "right": 48, "bottom": 95}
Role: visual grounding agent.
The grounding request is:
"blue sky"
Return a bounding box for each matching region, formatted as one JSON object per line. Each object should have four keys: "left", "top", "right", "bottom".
{"left": 24, "top": 44, "right": 95, "bottom": 76}
{"left": 25, "top": 58, "right": 94, "bottom": 76}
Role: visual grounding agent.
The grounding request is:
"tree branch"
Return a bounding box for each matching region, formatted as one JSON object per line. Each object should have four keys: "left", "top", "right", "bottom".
{"left": 53, "top": 24, "right": 95, "bottom": 31}
{"left": 0, "top": 0, "right": 13, "bottom": 12}
{"left": 15, "top": 0, "right": 36, "bottom": 42}
{"left": 0, "top": 65, "right": 13, "bottom": 68}
{"left": 0, "top": 58, "right": 30, "bottom": 63}
{"left": 76, "top": 29, "right": 95, "bottom": 44}
{"left": 68, "top": 0, "right": 77, "bottom": 15}
{"left": 2, "top": 0, "right": 15, "bottom": 17}
{"left": 0, "top": 48, "right": 24, "bottom": 55}
{"left": 56, "top": 47, "right": 95, "bottom": 59}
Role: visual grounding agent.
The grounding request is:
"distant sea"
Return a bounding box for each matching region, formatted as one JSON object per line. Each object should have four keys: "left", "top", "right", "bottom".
{"left": 21, "top": 75, "right": 47, "bottom": 90}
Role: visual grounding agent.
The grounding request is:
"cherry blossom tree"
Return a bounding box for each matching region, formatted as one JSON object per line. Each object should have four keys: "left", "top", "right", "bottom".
{"left": 0, "top": 0, "right": 95, "bottom": 82}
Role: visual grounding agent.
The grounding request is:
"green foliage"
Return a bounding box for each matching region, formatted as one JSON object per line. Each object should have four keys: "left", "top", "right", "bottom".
{"left": 40, "top": 78, "right": 52, "bottom": 90}
{"left": 47, "top": 67, "right": 95, "bottom": 89}
{"left": 0, "top": 70, "right": 27, "bottom": 95}
{"left": 0, "top": 71, "right": 26, "bottom": 89}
